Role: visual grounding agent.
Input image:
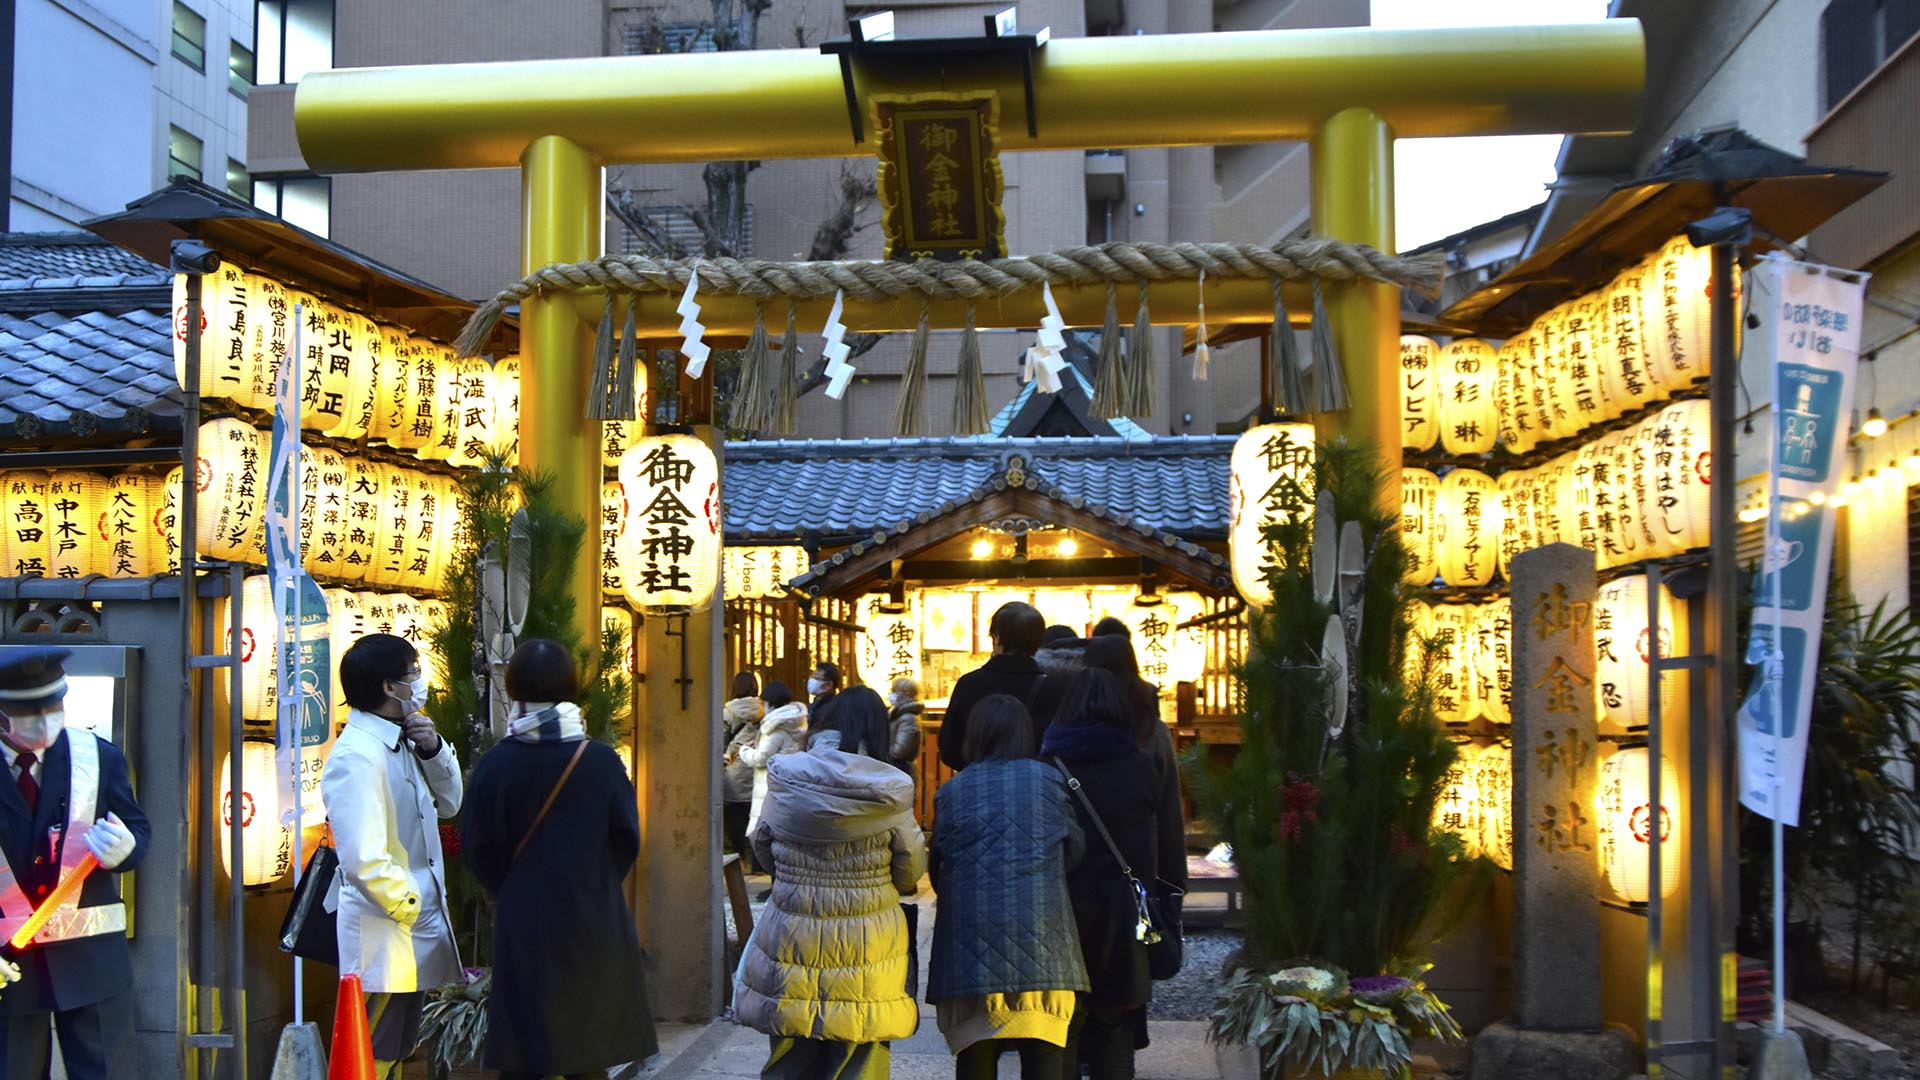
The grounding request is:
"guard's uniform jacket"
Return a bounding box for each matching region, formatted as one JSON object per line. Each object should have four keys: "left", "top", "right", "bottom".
{"left": 0, "top": 727, "right": 150, "bottom": 1015}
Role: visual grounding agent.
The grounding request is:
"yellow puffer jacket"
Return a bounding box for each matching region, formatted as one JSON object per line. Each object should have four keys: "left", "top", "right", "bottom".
{"left": 735, "top": 748, "right": 926, "bottom": 1043}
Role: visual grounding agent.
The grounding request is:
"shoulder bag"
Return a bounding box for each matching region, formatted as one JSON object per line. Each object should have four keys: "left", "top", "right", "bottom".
{"left": 513, "top": 739, "right": 590, "bottom": 864}
{"left": 1052, "top": 757, "right": 1184, "bottom": 980}
{"left": 278, "top": 829, "right": 340, "bottom": 965}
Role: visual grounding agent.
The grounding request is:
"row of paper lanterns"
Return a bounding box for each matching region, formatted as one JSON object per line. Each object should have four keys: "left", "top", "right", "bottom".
{"left": 1410, "top": 574, "right": 1681, "bottom": 733}
{"left": 1433, "top": 741, "right": 1680, "bottom": 902}
{"left": 1401, "top": 235, "right": 1727, "bottom": 455}
{"left": 174, "top": 267, "right": 528, "bottom": 467}
{"left": 1398, "top": 398, "right": 1712, "bottom": 588}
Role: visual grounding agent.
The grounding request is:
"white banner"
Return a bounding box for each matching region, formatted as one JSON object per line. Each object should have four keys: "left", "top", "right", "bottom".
{"left": 1737, "top": 255, "right": 1868, "bottom": 824}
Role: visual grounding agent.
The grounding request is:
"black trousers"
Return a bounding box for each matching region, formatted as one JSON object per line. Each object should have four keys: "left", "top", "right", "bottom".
{"left": 1063, "top": 1001, "right": 1138, "bottom": 1080}
{"left": 955, "top": 1038, "right": 1069, "bottom": 1080}
{"left": 0, "top": 992, "right": 132, "bottom": 1080}
{"left": 724, "top": 801, "right": 752, "bottom": 866}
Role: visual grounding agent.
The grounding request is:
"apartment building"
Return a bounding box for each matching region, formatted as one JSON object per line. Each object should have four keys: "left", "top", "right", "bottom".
{"left": 10, "top": 0, "right": 254, "bottom": 229}
{"left": 246, "top": 0, "right": 1367, "bottom": 438}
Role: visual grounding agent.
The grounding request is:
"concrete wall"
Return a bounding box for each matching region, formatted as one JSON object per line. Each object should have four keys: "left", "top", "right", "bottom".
{"left": 1633, "top": 0, "right": 1823, "bottom": 171}
{"left": 12, "top": 0, "right": 159, "bottom": 228}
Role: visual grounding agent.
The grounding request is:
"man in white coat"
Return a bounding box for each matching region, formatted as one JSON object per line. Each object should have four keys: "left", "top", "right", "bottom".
{"left": 322, "top": 632, "right": 463, "bottom": 1079}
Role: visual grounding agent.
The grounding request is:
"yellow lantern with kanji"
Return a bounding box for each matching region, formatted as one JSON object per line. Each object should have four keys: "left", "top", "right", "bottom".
{"left": 197, "top": 419, "right": 267, "bottom": 564}
{"left": 102, "top": 472, "right": 158, "bottom": 577}
{"left": 1496, "top": 337, "right": 1538, "bottom": 454}
{"left": 1475, "top": 597, "right": 1512, "bottom": 725}
{"left": 447, "top": 357, "right": 497, "bottom": 469}
{"left": 216, "top": 574, "right": 277, "bottom": 720}
{"left": 397, "top": 472, "right": 442, "bottom": 591}
{"left": 1433, "top": 743, "right": 1481, "bottom": 859}
{"left": 1438, "top": 339, "right": 1499, "bottom": 455}
{"left": 313, "top": 303, "right": 371, "bottom": 438}
{"left": 158, "top": 467, "right": 185, "bottom": 573}
{"left": 1427, "top": 602, "right": 1474, "bottom": 725}
{"left": 299, "top": 447, "right": 348, "bottom": 576}
{"left": 1650, "top": 399, "right": 1712, "bottom": 555}
{"left": 1495, "top": 467, "right": 1531, "bottom": 582}
{"left": 339, "top": 457, "right": 384, "bottom": 582}
{"left": 1597, "top": 745, "right": 1682, "bottom": 901}
{"left": 370, "top": 465, "right": 417, "bottom": 587}
{"left": 1400, "top": 335, "right": 1439, "bottom": 451}
{"left": 1601, "top": 263, "right": 1657, "bottom": 412}
{"left": 1593, "top": 575, "right": 1682, "bottom": 735}
{"left": 326, "top": 588, "right": 364, "bottom": 725}
{"left": 1401, "top": 467, "right": 1440, "bottom": 585}
{"left": 219, "top": 740, "right": 294, "bottom": 885}
{"left": 173, "top": 263, "right": 260, "bottom": 401}
{"left": 599, "top": 367, "right": 652, "bottom": 468}
{"left": 1470, "top": 742, "right": 1515, "bottom": 870}
{"left": 1645, "top": 235, "right": 1713, "bottom": 391}
{"left": 1123, "top": 594, "right": 1203, "bottom": 691}
{"left": 603, "top": 606, "right": 637, "bottom": 677}
{"left": 1160, "top": 592, "right": 1208, "bottom": 685}
{"left": 1435, "top": 468, "right": 1499, "bottom": 587}
{"left": 1228, "top": 423, "right": 1315, "bottom": 606}
{"left": 1, "top": 470, "right": 51, "bottom": 577}
{"left": 1562, "top": 292, "right": 1607, "bottom": 427}
{"left": 339, "top": 313, "right": 386, "bottom": 441}
{"left": 602, "top": 481, "right": 629, "bottom": 598}
{"left": 371, "top": 328, "right": 421, "bottom": 448}
{"left": 1607, "top": 423, "right": 1654, "bottom": 565}
{"left": 1532, "top": 304, "right": 1573, "bottom": 442}
{"left": 494, "top": 357, "right": 521, "bottom": 465}
{"left": 416, "top": 343, "right": 463, "bottom": 463}
{"left": 861, "top": 607, "right": 922, "bottom": 687}
{"left": 357, "top": 591, "right": 396, "bottom": 637}
{"left": 392, "top": 594, "right": 433, "bottom": 688}
{"left": 618, "top": 434, "right": 721, "bottom": 612}
{"left": 1568, "top": 435, "right": 1608, "bottom": 560}
{"left": 44, "top": 471, "right": 103, "bottom": 579}
{"left": 286, "top": 293, "right": 351, "bottom": 434}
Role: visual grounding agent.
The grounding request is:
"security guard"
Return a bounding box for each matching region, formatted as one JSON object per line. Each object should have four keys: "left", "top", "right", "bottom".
{"left": 0, "top": 647, "right": 148, "bottom": 1079}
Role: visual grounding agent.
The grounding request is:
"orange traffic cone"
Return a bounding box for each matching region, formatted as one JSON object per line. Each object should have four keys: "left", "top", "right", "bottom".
{"left": 328, "top": 973, "right": 377, "bottom": 1080}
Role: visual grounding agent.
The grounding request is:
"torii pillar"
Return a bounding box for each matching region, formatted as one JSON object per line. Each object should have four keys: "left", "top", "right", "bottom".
{"left": 295, "top": 22, "right": 1643, "bottom": 1019}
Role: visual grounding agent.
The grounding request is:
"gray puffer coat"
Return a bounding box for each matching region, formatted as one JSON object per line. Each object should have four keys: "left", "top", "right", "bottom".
{"left": 928, "top": 758, "right": 1090, "bottom": 1001}
{"left": 734, "top": 749, "right": 927, "bottom": 1043}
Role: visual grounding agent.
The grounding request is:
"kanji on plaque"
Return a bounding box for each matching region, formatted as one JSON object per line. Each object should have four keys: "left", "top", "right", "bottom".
{"left": 618, "top": 434, "right": 721, "bottom": 612}
{"left": 872, "top": 93, "right": 1006, "bottom": 261}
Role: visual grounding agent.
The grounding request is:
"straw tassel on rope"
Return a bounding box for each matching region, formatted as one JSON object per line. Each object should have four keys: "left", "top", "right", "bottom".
{"left": 1192, "top": 268, "right": 1210, "bottom": 383}
{"left": 1271, "top": 277, "right": 1309, "bottom": 415}
{"left": 732, "top": 303, "right": 772, "bottom": 431}
{"left": 1092, "top": 283, "right": 1124, "bottom": 418}
{"left": 1309, "top": 280, "right": 1351, "bottom": 413}
{"left": 611, "top": 298, "right": 640, "bottom": 420}
{"left": 1125, "top": 280, "right": 1156, "bottom": 417}
{"left": 586, "top": 293, "right": 618, "bottom": 419}
{"left": 773, "top": 304, "right": 800, "bottom": 435}
{"left": 952, "top": 305, "right": 988, "bottom": 436}
{"left": 892, "top": 303, "right": 931, "bottom": 437}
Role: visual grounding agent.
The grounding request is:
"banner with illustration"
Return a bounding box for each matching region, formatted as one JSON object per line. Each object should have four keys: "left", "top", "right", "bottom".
{"left": 1737, "top": 255, "right": 1868, "bottom": 824}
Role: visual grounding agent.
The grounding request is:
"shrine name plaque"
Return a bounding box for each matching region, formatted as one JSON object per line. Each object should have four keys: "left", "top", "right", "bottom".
{"left": 872, "top": 92, "right": 1007, "bottom": 262}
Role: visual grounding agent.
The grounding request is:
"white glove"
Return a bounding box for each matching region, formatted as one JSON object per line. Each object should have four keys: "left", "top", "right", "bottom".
{"left": 84, "top": 813, "right": 136, "bottom": 870}
{"left": 0, "top": 957, "right": 20, "bottom": 989}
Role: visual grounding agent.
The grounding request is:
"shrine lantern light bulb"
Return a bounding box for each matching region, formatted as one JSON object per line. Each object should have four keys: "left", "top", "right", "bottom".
{"left": 970, "top": 537, "right": 994, "bottom": 559}
{"left": 1862, "top": 407, "right": 1888, "bottom": 438}
{"left": 1056, "top": 537, "right": 1078, "bottom": 558}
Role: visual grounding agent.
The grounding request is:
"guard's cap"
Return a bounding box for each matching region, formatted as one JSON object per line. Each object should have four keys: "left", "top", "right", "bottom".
{"left": 0, "top": 648, "right": 73, "bottom": 710}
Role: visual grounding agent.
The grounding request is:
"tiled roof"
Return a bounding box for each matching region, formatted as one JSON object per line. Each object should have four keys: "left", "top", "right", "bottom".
{"left": 0, "top": 309, "right": 182, "bottom": 441}
{"left": 723, "top": 436, "right": 1232, "bottom": 543}
{"left": 0, "top": 233, "right": 167, "bottom": 286}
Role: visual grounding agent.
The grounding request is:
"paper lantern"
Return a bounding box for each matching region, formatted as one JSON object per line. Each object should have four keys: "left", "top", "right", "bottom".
{"left": 1470, "top": 742, "right": 1515, "bottom": 870}
{"left": 618, "top": 434, "right": 722, "bottom": 612}
{"left": 724, "top": 544, "right": 810, "bottom": 600}
{"left": 599, "top": 365, "right": 652, "bottom": 468}
{"left": 416, "top": 343, "right": 464, "bottom": 463}
{"left": 1435, "top": 468, "right": 1499, "bottom": 587}
{"left": 1536, "top": 453, "right": 1574, "bottom": 549}
{"left": 1403, "top": 597, "right": 1433, "bottom": 688}
{"left": 371, "top": 465, "right": 417, "bottom": 587}
{"left": 1, "top": 471, "right": 51, "bottom": 577}
{"left": 197, "top": 419, "right": 267, "bottom": 564}
{"left": 1606, "top": 424, "right": 1654, "bottom": 565}
{"left": 603, "top": 481, "right": 629, "bottom": 598}
{"left": 357, "top": 592, "right": 396, "bottom": 637}
{"left": 1400, "top": 335, "right": 1440, "bottom": 451}
{"left": 1401, "top": 467, "right": 1440, "bottom": 585}
{"left": 339, "top": 457, "right": 384, "bottom": 582}
{"left": 1495, "top": 338, "right": 1538, "bottom": 455}
{"left": 1427, "top": 602, "right": 1474, "bottom": 725}
{"left": 339, "top": 313, "right": 386, "bottom": 441}
{"left": 158, "top": 467, "right": 185, "bottom": 573}
{"left": 446, "top": 357, "right": 497, "bottom": 469}
{"left": 1568, "top": 435, "right": 1608, "bottom": 560}
{"left": 1495, "top": 467, "right": 1531, "bottom": 582}
{"left": 1434, "top": 744, "right": 1482, "bottom": 859}
{"left": 1531, "top": 304, "right": 1573, "bottom": 442}
{"left": 1593, "top": 576, "right": 1682, "bottom": 734}
{"left": 398, "top": 472, "right": 443, "bottom": 591}
{"left": 860, "top": 607, "right": 922, "bottom": 686}
{"left": 1439, "top": 339, "right": 1499, "bottom": 455}
{"left": 371, "top": 327, "right": 420, "bottom": 448}
{"left": 1475, "top": 597, "right": 1512, "bottom": 725}
{"left": 304, "top": 302, "right": 365, "bottom": 436}
{"left": 1562, "top": 293, "right": 1607, "bottom": 427}
{"left": 1646, "top": 235, "right": 1712, "bottom": 390}
{"left": 494, "top": 357, "right": 521, "bottom": 465}
{"left": 1651, "top": 399, "right": 1712, "bottom": 555}
{"left": 216, "top": 574, "right": 277, "bottom": 720}
{"left": 391, "top": 594, "right": 432, "bottom": 687}
{"left": 298, "top": 447, "right": 348, "bottom": 576}
{"left": 173, "top": 264, "right": 260, "bottom": 401}
{"left": 436, "top": 477, "right": 472, "bottom": 588}
{"left": 246, "top": 276, "right": 294, "bottom": 409}
{"left": 398, "top": 335, "right": 446, "bottom": 452}
{"left": 1597, "top": 745, "right": 1682, "bottom": 901}
{"left": 602, "top": 606, "right": 637, "bottom": 677}
{"left": 102, "top": 472, "right": 158, "bottom": 577}
{"left": 43, "top": 471, "right": 103, "bottom": 579}
{"left": 219, "top": 740, "right": 294, "bottom": 885}
{"left": 1228, "top": 423, "right": 1316, "bottom": 606}
{"left": 326, "top": 588, "right": 364, "bottom": 725}
{"left": 1123, "top": 594, "right": 1204, "bottom": 689}
{"left": 1602, "top": 262, "right": 1659, "bottom": 412}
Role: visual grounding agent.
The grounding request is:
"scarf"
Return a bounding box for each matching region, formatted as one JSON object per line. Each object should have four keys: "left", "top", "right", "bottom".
{"left": 507, "top": 700, "right": 587, "bottom": 743}
{"left": 1039, "top": 718, "right": 1137, "bottom": 762}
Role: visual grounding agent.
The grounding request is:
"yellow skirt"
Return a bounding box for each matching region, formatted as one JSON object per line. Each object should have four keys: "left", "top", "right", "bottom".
{"left": 935, "top": 990, "right": 1078, "bottom": 1055}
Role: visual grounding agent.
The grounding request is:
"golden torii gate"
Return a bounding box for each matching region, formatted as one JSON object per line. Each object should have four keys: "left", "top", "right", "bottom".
{"left": 295, "top": 20, "right": 1643, "bottom": 1016}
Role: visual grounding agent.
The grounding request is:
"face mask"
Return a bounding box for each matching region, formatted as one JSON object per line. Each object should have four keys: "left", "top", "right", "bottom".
{"left": 890, "top": 692, "right": 910, "bottom": 707}
{"left": 807, "top": 678, "right": 828, "bottom": 696}
{"left": 4, "top": 709, "right": 62, "bottom": 753}
{"left": 392, "top": 676, "right": 430, "bottom": 710}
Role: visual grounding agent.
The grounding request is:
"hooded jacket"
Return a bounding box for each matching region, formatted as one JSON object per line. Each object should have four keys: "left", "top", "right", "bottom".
{"left": 721, "top": 696, "right": 765, "bottom": 804}
{"left": 741, "top": 702, "right": 807, "bottom": 831}
{"left": 734, "top": 749, "right": 927, "bottom": 1043}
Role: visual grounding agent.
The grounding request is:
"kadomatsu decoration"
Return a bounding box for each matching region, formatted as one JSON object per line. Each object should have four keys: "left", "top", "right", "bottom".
{"left": 1185, "top": 439, "right": 1479, "bottom": 1080}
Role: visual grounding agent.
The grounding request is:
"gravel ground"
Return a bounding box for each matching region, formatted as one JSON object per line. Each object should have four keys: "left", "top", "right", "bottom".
{"left": 1148, "top": 929, "right": 1242, "bottom": 1021}
{"left": 1802, "top": 990, "right": 1920, "bottom": 1079}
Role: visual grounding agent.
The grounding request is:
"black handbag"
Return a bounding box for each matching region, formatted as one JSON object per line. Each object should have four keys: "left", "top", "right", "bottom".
{"left": 1053, "top": 757, "right": 1184, "bottom": 980}
{"left": 901, "top": 901, "right": 921, "bottom": 997}
{"left": 278, "top": 841, "right": 340, "bottom": 966}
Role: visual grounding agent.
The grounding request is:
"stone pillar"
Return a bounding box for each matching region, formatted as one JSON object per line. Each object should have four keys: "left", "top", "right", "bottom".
{"left": 1509, "top": 542, "right": 1603, "bottom": 1031}
{"left": 638, "top": 427, "right": 727, "bottom": 1022}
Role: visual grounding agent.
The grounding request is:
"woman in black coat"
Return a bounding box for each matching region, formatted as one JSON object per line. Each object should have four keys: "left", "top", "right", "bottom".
{"left": 1040, "top": 668, "right": 1176, "bottom": 1080}
{"left": 460, "top": 639, "right": 658, "bottom": 1080}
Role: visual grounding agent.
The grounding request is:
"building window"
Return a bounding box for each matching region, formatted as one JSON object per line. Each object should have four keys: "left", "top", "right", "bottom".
{"left": 255, "top": 0, "right": 333, "bottom": 85}
{"left": 253, "top": 175, "right": 331, "bottom": 237}
{"left": 227, "top": 160, "right": 251, "bottom": 200}
{"left": 619, "top": 203, "right": 753, "bottom": 257}
{"left": 171, "top": 2, "right": 207, "bottom": 71}
{"left": 230, "top": 41, "right": 256, "bottom": 98}
{"left": 168, "top": 126, "right": 203, "bottom": 182}
{"left": 1822, "top": 0, "right": 1920, "bottom": 111}
{"left": 623, "top": 22, "right": 716, "bottom": 55}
